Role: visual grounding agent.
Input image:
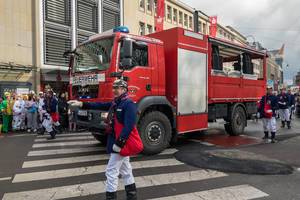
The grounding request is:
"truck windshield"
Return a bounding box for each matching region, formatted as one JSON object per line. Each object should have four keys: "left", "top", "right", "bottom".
{"left": 74, "top": 37, "right": 114, "bottom": 72}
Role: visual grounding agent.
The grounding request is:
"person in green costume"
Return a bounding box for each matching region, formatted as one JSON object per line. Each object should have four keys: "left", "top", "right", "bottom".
{"left": 1, "top": 92, "right": 13, "bottom": 133}
{"left": 0, "top": 96, "right": 3, "bottom": 134}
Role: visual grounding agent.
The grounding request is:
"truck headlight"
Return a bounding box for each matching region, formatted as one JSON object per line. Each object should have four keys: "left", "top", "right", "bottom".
{"left": 101, "top": 112, "right": 108, "bottom": 119}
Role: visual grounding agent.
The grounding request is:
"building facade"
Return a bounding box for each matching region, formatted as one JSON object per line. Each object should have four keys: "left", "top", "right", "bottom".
{"left": 0, "top": 0, "right": 38, "bottom": 94}
{"left": 124, "top": 0, "right": 247, "bottom": 45}
{"left": 1, "top": 0, "right": 250, "bottom": 94}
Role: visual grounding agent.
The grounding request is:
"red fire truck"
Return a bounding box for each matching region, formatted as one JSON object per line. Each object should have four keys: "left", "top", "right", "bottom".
{"left": 68, "top": 26, "right": 266, "bottom": 155}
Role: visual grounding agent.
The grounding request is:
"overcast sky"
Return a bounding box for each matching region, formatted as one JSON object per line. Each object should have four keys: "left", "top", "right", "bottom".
{"left": 183, "top": 0, "right": 300, "bottom": 84}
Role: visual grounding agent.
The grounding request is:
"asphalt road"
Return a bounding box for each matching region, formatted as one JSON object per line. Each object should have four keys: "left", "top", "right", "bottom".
{"left": 0, "top": 117, "right": 299, "bottom": 200}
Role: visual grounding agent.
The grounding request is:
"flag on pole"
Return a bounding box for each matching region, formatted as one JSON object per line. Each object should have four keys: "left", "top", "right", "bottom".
{"left": 155, "top": 0, "right": 165, "bottom": 32}
{"left": 209, "top": 16, "right": 217, "bottom": 37}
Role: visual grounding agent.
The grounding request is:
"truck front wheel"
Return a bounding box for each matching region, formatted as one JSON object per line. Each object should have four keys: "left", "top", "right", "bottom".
{"left": 138, "top": 111, "right": 172, "bottom": 155}
{"left": 225, "top": 106, "right": 246, "bottom": 136}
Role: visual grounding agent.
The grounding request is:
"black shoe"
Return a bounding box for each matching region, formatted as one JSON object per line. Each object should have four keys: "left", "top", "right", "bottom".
{"left": 271, "top": 139, "right": 277, "bottom": 143}
{"left": 106, "top": 192, "right": 117, "bottom": 200}
{"left": 287, "top": 121, "right": 291, "bottom": 129}
{"left": 125, "top": 183, "right": 137, "bottom": 200}
{"left": 281, "top": 121, "right": 285, "bottom": 128}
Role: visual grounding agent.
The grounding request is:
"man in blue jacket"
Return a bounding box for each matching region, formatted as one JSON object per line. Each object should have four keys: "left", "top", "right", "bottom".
{"left": 278, "top": 87, "right": 291, "bottom": 129}
{"left": 258, "top": 86, "right": 278, "bottom": 143}
{"left": 68, "top": 79, "right": 137, "bottom": 200}
{"left": 287, "top": 88, "right": 295, "bottom": 120}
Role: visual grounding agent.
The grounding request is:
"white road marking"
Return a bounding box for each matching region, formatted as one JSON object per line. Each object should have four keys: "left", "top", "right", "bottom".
{"left": 3, "top": 170, "right": 227, "bottom": 200}
{"left": 34, "top": 135, "right": 95, "bottom": 142}
{"left": 32, "top": 140, "right": 99, "bottom": 148}
{"left": 13, "top": 158, "right": 183, "bottom": 183}
{"left": 150, "top": 184, "right": 269, "bottom": 200}
{"left": 0, "top": 177, "right": 11, "bottom": 181}
{"left": 36, "top": 132, "right": 91, "bottom": 138}
{"left": 27, "top": 147, "right": 177, "bottom": 157}
{"left": 27, "top": 147, "right": 106, "bottom": 157}
{"left": 22, "top": 155, "right": 108, "bottom": 168}
{"left": 23, "top": 148, "right": 178, "bottom": 168}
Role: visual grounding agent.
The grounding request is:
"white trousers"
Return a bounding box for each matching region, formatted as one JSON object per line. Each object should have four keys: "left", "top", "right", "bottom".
{"left": 106, "top": 153, "right": 135, "bottom": 192}
{"left": 279, "top": 109, "right": 290, "bottom": 121}
{"left": 262, "top": 117, "right": 277, "bottom": 133}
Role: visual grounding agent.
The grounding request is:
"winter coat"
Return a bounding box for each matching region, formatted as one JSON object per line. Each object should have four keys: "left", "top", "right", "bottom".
{"left": 82, "top": 94, "right": 137, "bottom": 154}
{"left": 258, "top": 95, "right": 278, "bottom": 118}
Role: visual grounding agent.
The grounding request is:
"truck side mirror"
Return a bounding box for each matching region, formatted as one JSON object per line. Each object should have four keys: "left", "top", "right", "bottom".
{"left": 123, "top": 39, "right": 133, "bottom": 58}
{"left": 120, "top": 39, "right": 133, "bottom": 70}
{"left": 120, "top": 58, "right": 133, "bottom": 70}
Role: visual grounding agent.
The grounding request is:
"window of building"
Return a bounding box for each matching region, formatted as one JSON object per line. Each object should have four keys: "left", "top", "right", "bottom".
{"left": 154, "top": 0, "right": 157, "bottom": 16}
{"left": 139, "top": 0, "right": 145, "bottom": 11}
{"left": 198, "top": 21, "right": 202, "bottom": 33}
{"left": 188, "top": 16, "right": 193, "bottom": 29}
{"left": 178, "top": 11, "right": 183, "bottom": 24}
{"left": 203, "top": 23, "right": 207, "bottom": 34}
{"left": 173, "top": 8, "right": 177, "bottom": 23}
{"left": 184, "top": 14, "right": 188, "bottom": 27}
{"left": 139, "top": 22, "right": 145, "bottom": 35}
{"left": 167, "top": 5, "right": 172, "bottom": 21}
{"left": 146, "top": 0, "right": 152, "bottom": 12}
{"left": 147, "top": 24, "right": 153, "bottom": 34}
{"left": 45, "top": 0, "right": 71, "bottom": 25}
{"left": 77, "top": 0, "right": 98, "bottom": 33}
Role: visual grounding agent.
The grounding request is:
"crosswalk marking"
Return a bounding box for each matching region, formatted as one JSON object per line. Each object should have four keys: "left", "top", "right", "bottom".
{"left": 0, "top": 177, "right": 11, "bottom": 181}
{"left": 34, "top": 135, "right": 95, "bottom": 142}
{"left": 32, "top": 140, "right": 99, "bottom": 148}
{"left": 36, "top": 132, "right": 91, "bottom": 138}
{"left": 27, "top": 146, "right": 106, "bottom": 157}
{"left": 27, "top": 146, "right": 176, "bottom": 157}
{"left": 22, "top": 154, "right": 108, "bottom": 168}
{"left": 13, "top": 158, "right": 184, "bottom": 183}
{"left": 23, "top": 148, "right": 178, "bottom": 168}
{"left": 149, "top": 184, "right": 269, "bottom": 200}
{"left": 3, "top": 170, "right": 227, "bottom": 200}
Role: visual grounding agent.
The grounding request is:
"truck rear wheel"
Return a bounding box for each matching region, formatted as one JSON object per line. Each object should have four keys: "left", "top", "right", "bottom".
{"left": 225, "top": 106, "right": 246, "bottom": 136}
{"left": 138, "top": 111, "right": 172, "bottom": 155}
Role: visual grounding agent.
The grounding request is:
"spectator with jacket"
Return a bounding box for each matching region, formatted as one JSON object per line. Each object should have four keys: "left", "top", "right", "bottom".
{"left": 278, "top": 87, "right": 291, "bottom": 129}
{"left": 258, "top": 86, "right": 278, "bottom": 143}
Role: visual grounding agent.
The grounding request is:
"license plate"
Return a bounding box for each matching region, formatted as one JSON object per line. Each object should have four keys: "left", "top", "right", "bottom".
{"left": 78, "top": 110, "right": 88, "bottom": 116}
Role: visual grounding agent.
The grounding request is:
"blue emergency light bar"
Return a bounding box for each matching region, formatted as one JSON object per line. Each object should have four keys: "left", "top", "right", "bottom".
{"left": 113, "top": 26, "right": 130, "bottom": 33}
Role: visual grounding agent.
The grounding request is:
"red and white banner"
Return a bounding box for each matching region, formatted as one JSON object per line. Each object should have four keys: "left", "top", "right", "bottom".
{"left": 155, "top": 0, "right": 165, "bottom": 32}
{"left": 209, "top": 16, "right": 218, "bottom": 37}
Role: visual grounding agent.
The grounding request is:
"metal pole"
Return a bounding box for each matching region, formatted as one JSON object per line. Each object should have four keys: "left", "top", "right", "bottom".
{"left": 98, "top": 0, "right": 102, "bottom": 33}
{"left": 71, "top": 0, "right": 77, "bottom": 50}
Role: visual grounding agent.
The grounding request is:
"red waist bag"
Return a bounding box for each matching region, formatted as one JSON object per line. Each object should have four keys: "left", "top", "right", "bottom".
{"left": 50, "top": 112, "right": 59, "bottom": 122}
{"left": 114, "top": 117, "right": 144, "bottom": 157}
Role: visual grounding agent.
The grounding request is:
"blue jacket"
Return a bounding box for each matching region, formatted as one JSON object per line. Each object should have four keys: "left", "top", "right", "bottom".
{"left": 82, "top": 98, "right": 137, "bottom": 154}
{"left": 288, "top": 94, "right": 295, "bottom": 107}
{"left": 258, "top": 95, "right": 278, "bottom": 118}
{"left": 277, "top": 93, "right": 289, "bottom": 109}
{"left": 44, "top": 97, "right": 58, "bottom": 113}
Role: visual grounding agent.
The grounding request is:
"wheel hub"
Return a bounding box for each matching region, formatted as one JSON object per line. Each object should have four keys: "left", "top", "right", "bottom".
{"left": 147, "top": 124, "right": 162, "bottom": 142}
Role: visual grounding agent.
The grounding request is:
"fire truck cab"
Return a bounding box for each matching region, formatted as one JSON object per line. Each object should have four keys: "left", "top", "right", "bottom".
{"left": 69, "top": 27, "right": 266, "bottom": 155}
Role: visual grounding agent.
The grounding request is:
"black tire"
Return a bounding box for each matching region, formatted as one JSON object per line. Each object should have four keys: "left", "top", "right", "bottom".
{"left": 138, "top": 111, "right": 172, "bottom": 155}
{"left": 225, "top": 106, "right": 246, "bottom": 136}
{"left": 92, "top": 133, "right": 107, "bottom": 145}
